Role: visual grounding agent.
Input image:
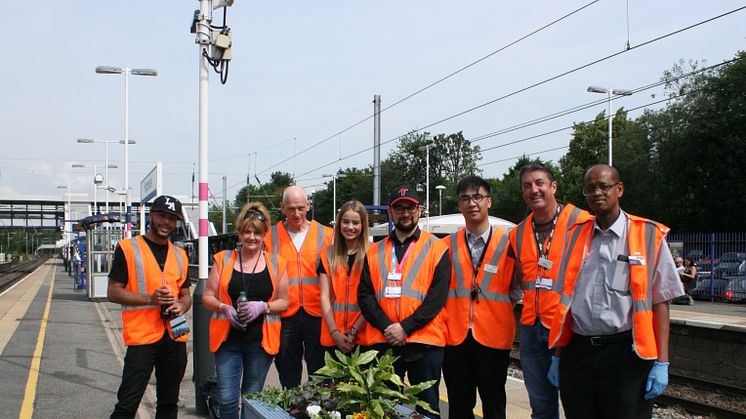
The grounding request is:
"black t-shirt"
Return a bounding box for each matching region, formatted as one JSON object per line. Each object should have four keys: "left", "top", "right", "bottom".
{"left": 108, "top": 236, "right": 190, "bottom": 290}
{"left": 227, "top": 265, "right": 273, "bottom": 342}
{"left": 316, "top": 254, "right": 357, "bottom": 276}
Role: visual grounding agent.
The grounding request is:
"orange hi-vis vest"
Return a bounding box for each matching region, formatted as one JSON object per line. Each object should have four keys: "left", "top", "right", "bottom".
{"left": 365, "top": 230, "right": 449, "bottom": 347}
{"left": 318, "top": 244, "right": 372, "bottom": 347}
{"left": 510, "top": 204, "right": 590, "bottom": 328}
{"left": 118, "top": 236, "right": 189, "bottom": 346}
{"left": 265, "top": 220, "right": 333, "bottom": 318}
{"left": 548, "top": 213, "right": 669, "bottom": 360}
{"left": 209, "top": 250, "right": 285, "bottom": 354}
{"left": 443, "top": 226, "right": 516, "bottom": 349}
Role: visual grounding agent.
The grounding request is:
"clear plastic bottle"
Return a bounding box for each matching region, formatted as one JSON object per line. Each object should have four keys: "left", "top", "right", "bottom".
{"left": 237, "top": 291, "right": 248, "bottom": 326}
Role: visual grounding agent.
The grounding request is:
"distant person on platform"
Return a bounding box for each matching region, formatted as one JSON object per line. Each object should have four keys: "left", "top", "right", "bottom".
{"left": 675, "top": 256, "right": 696, "bottom": 306}
{"left": 548, "top": 164, "right": 685, "bottom": 419}
{"left": 509, "top": 164, "right": 590, "bottom": 419}
{"left": 108, "top": 195, "right": 191, "bottom": 419}
{"left": 442, "top": 176, "right": 517, "bottom": 419}
{"left": 203, "top": 202, "right": 289, "bottom": 419}
{"left": 265, "top": 185, "right": 333, "bottom": 388}
{"left": 358, "top": 185, "right": 450, "bottom": 418}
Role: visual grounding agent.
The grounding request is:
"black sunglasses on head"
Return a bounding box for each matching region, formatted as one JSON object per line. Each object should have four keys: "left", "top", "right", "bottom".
{"left": 244, "top": 209, "right": 266, "bottom": 221}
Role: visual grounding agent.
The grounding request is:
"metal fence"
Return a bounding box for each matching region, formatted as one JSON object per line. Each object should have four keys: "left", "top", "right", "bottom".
{"left": 667, "top": 232, "right": 746, "bottom": 303}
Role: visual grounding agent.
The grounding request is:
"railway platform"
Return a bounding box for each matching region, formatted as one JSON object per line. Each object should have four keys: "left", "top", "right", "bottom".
{"left": 1, "top": 259, "right": 743, "bottom": 418}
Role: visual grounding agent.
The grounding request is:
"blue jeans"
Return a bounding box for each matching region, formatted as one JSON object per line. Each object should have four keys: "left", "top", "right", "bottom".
{"left": 519, "top": 323, "right": 559, "bottom": 419}
{"left": 215, "top": 338, "right": 273, "bottom": 419}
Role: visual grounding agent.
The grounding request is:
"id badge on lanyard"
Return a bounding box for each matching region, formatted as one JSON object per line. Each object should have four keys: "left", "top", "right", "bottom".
{"left": 384, "top": 242, "right": 414, "bottom": 299}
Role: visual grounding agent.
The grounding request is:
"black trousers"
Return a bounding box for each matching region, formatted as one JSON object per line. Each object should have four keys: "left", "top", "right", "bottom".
{"left": 111, "top": 333, "right": 187, "bottom": 419}
{"left": 442, "top": 333, "right": 511, "bottom": 419}
{"left": 275, "top": 308, "right": 324, "bottom": 388}
{"left": 559, "top": 333, "right": 653, "bottom": 419}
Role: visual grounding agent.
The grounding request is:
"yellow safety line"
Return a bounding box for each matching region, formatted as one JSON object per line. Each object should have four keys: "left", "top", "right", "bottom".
{"left": 18, "top": 265, "right": 55, "bottom": 419}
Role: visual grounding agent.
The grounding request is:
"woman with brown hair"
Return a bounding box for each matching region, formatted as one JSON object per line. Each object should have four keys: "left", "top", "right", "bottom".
{"left": 318, "top": 200, "right": 372, "bottom": 354}
{"left": 202, "top": 202, "right": 289, "bottom": 418}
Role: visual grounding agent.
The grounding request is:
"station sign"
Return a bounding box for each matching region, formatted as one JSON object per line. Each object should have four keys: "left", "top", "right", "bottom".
{"left": 140, "top": 162, "right": 162, "bottom": 203}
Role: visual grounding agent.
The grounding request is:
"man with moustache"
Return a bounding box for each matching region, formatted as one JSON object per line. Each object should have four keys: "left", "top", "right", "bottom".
{"left": 509, "top": 164, "right": 590, "bottom": 419}
{"left": 358, "top": 185, "right": 450, "bottom": 418}
{"left": 265, "top": 186, "right": 333, "bottom": 388}
{"left": 108, "top": 195, "right": 191, "bottom": 419}
{"left": 442, "top": 176, "right": 517, "bottom": 419}
{"left": 548, "top": 164, "right": 684, "bottom": 419}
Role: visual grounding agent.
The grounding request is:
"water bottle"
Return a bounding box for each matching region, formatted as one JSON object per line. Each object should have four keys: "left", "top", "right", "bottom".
{"left": 237, "top": 291, "right": 248, "bottom": 326}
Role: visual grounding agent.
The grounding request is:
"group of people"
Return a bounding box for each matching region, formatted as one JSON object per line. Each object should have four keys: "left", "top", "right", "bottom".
{"left": 106, "top": 162, "right": 685, "bottom": 419}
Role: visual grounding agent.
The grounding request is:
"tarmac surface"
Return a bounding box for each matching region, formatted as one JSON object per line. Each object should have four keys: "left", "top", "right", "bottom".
{"left": 2, "top": 259, "right": 743, "bottom": 418}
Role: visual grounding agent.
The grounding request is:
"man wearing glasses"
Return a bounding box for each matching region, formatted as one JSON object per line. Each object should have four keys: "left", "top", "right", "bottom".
{"left": 548, "top": 164, "right": 684, "bottom": 418}
{"left": 358, "top": 185, "right": 450, "bottom": 418}
{"left": 265, "top": 186, "right": 333, "bottom": 388}
{"left": 508, "top": 164, "right": 590, "bottom": 419}
{"left": 442, "top": 176, "right": 517, "bottom": 419}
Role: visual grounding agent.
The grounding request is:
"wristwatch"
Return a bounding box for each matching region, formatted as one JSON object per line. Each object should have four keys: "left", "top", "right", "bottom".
{"left": 349, "top": 326, "right": 358, "bottom": 337}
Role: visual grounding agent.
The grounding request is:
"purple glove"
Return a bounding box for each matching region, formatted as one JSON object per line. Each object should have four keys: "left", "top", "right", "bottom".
{"left": 220, "top": 303, "right": 244, "bottom": 330}
{"left": 240, "top": 301, "right": 267, "bottom": 323}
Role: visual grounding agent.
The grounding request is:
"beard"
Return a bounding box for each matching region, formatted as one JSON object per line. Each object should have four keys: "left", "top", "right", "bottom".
{"left": 395, "top": 219, "right": 417, "bottom": 234}
{"left": 150, "top": 221, "right": 174, "bottom": 239}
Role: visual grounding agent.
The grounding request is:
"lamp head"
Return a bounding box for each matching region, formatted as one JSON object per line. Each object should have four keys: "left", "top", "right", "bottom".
{"left": 587, "top": 86, "right": 608, "bottom": 94}
{"left": 95, "top": 66, "right": 123, "bottom": 75}
{"left": 212, "top": 0, "right": 235, "bottom": 10}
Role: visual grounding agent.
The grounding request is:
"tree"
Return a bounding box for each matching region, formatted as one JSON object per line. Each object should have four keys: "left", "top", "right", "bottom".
{"left": 232, "top": 171, "right": 293, "bottom": 225}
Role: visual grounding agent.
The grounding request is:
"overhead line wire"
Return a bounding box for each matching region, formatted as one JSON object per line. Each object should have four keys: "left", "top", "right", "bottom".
{"left": 255, "top": 1, "right": 600, "bottom": 176}
{"left": 295, "top": 5, "right": 746, "bottom": 178}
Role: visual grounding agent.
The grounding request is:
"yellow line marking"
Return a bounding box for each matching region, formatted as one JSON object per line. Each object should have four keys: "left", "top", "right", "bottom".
{"left": 18, "top": 265, "right": 56, "bottom": 419}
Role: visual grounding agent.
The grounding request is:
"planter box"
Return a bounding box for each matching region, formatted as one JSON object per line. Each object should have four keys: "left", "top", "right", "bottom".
{"left": 242, "top": 398, "right": 427, "bottom": 419}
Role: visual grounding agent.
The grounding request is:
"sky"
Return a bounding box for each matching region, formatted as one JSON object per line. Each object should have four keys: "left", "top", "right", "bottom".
{"left": 1, "top": 1, "right": 744, "bottom": 207}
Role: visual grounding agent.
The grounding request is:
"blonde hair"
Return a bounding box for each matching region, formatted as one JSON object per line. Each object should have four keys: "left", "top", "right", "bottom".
{"left": 330, "top": 200, "right": 370, "bottom": 274}
{"left": 234, "top": 202, "right": 271, "bottom": 235}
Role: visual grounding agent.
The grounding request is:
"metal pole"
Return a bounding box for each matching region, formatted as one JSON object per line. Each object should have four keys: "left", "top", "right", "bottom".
{"left": 124, "top": 68, "right": 132, "bottom": 238}
{"left": 438, "top": 189, "right": 442, "bottom": 216}
{"left": 373, "top": 95, "right": 381, "bottom": 206}
{"left": 222, "top": 175, "right": 227, "bottom": 234}
{"left": 93, "top": 167, "right": 98, "bottom": 215}
{"left": 333, "top": 175, "right": 337, "bottom": 217}
{"left": 607, "top": 88, "right": 613, "bottom": 166}
{"left": 105, "top": 141, "right": 110, "bottom": 213}
{"left": 193, "top": 1, "right": 213, "bottom": 414}
{"left": 425, "top": 144, "right": 430, "bottom": 231}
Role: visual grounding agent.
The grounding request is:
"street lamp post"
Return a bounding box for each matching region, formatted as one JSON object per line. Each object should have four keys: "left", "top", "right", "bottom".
{"left": 72, "top": 163, "right": 118, "bottom": 214}
{"left": 435, "top": 185, "right": 446, "bottom": 216}
{"left": 77, "top": 138, "right": 135, "bottom": 214}
{"left": 587, "top": 86, "right": 633, "bottom": 166}
{"left": 57, "top": 185, "right": 71, "bottom": 243}
{"left": 96, "top": 65, "right": 157, "bottom": 237}
{"left": 418, "top": 141, "right": 435, "bottom": 231}
{"left": 322, "top": 173, "right": 347, "bottom": 218}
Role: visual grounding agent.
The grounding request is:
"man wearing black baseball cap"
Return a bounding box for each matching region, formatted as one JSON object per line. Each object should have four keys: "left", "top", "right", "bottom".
{"left": 358, "top": 186, "right": 451, "bottom": 417}
{"left": 108, "top": 195, "right": 192, "bottom": 418}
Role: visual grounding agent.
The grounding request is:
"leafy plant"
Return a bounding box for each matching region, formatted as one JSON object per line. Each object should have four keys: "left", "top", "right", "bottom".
{"left": 312, "top": 348, "right": 436, "bottom": 418}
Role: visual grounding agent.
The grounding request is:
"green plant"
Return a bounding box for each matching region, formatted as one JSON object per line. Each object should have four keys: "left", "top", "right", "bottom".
{"left": 312, "top": 348, "right": 436, "bottom": 419}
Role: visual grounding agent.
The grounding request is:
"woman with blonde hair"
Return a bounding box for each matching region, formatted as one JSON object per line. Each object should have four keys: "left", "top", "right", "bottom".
{"left": 202, "top": 202, "right": 289, "bottom": 419}
{"left": 318, "top": 200, "right": 372, "bottom": 354}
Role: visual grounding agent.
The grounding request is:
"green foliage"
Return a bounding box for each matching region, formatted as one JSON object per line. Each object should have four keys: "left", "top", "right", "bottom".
{"left": 489, "top": 156, "right": 560, "bottom": 224}
{"left": 233, "top": 171, "right": 293, "bottom": 225}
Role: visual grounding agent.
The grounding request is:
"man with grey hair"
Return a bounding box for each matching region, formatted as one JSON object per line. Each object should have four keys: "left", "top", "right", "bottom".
{"left": 265, "top": 186, "right": 333, "bottom": 388}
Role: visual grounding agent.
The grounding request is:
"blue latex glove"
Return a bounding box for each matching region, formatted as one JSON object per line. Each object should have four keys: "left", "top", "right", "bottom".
{"left": 547, "top": 355, "right": 560, "bottom": 389}
{"left": 644, "top": 361, "right": 669, "bottom": 400}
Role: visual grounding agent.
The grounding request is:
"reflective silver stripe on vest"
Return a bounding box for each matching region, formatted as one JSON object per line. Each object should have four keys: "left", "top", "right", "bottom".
{"left": 552, "top": 206, "right": 582, "bottom": 293}
{"left": 514, "top": 220, "right": 527, "bottom": 263}
{"left": 217, "top": 251, "right": 234, "bottom": 304}
{"left": 448, "top": 232, "right": 511, "bottom": 303}
{"left": 270, "top": 226, "right": 280, "bottom": 254}
{"left": 633, "top": 299, "right": 652, "bottom": 312}
{"left": 266, "top": 313, "right": 281, "bottom": 323}
{"left": 171, "top": 243, "right": 184, "bottom": 279}
{"left": 122, "top": 237, "right": 152, "bottom": 311}
{"left": 632, "top": 222, "right": 658, "bottom": 315}
{"left": 314, "top": 222, "right": 325, "bottom": 269}
{"left": 555, "top": 222, "right": 587, "bottom": 293}
{"left": 212, "top": 312, "right": 227, "bottom": 320}
{"left": 288, "top": 276, "right": 319, "bottom": 286}
{"left": 332, "top": 302, "right": 360, "bottom": 312}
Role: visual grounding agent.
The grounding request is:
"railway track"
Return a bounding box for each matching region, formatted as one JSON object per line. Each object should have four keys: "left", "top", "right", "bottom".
{"left": 0, "top": 257, "right": 48, "bottom": 293}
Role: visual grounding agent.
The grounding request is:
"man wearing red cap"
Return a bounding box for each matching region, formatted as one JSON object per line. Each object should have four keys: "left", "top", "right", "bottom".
{"left": 358, "top": 185, "right": 450, "bottom": 418}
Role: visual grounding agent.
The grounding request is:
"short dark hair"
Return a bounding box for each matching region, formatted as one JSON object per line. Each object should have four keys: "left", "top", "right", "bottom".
{"left": 519, "top": 164, "right": 555, "bottom": 186}
{"left": 456, "top": 175, "right": 490, "bottom": 196}
{"left": 584, "top": 164, "right": 621, "bottom": 183}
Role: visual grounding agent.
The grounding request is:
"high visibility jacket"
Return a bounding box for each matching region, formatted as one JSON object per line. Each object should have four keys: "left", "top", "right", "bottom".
{"left": 548, "top": 213, "right": 668, "bottom": 360}
{"left": 443, "top": 227, "right": 516, "bottom": 349}
{"left": 118, "top": 236, "right": 189, "bottom": 346}
{"left": 265, "top": 220, "right": 333, "bottom": 318}
{"left": 509, "top": 204, "right": 591, "bottom": 328}
{"left": 209, "top": 250, "right": 285, "bottom": 354}
{"left": 365, "top": 230, "right": 449, "bottom": 347}
{"left": 318, "top": 244, "right": 372, "bottom": 347}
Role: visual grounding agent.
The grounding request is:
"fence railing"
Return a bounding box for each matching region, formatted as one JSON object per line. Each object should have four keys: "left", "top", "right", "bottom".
{"left": 667, "top": 232, "right": 746, "bottom": 303}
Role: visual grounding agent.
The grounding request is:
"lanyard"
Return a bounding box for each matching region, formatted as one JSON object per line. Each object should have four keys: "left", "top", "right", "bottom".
{"left": 464, "top": 226, "right": 493, "bottom": 274}
{"left": 238, "top": 247, "right": 262, "bottom": 294}
{"left": 531, "top": 204, "right": 561, "bottom": 261}
{"left": 390, "top": 240, "right": 415, "bottom": 274}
